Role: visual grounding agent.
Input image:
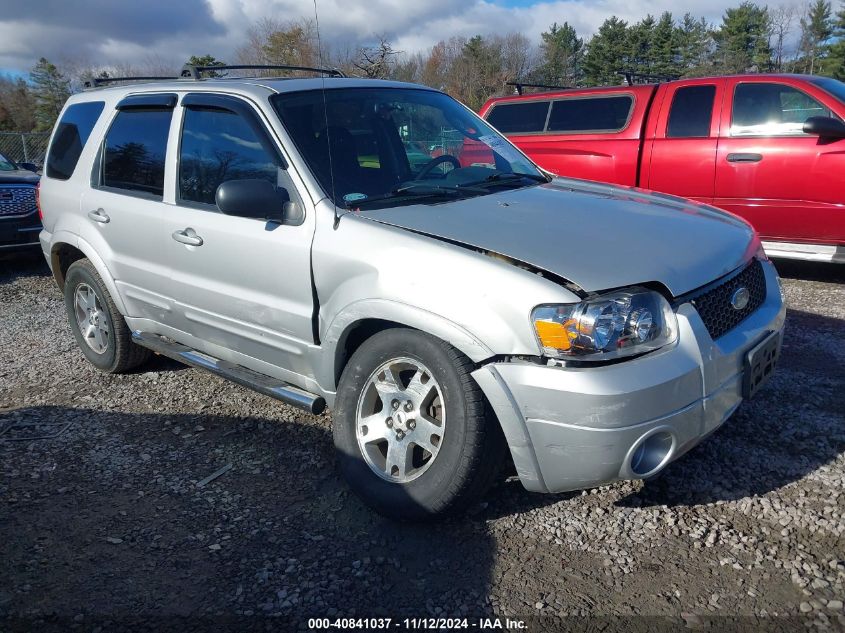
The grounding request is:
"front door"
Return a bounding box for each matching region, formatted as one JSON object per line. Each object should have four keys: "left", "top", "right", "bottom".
{"left": 164, "top": 94, "right": 316, "bottom": 379}
{"left": 714, "top": 78, "right": 845, "bottom": 244}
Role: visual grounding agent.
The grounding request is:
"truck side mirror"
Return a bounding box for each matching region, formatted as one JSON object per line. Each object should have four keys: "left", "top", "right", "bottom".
{"left": 215, "top": 179, "right": 297, "bottom": 224}
{"left": 18, "top": 162, "right": 40, "bottom": 172}
{"left": 803, "top": 116, "right": 845, "bottom": 139}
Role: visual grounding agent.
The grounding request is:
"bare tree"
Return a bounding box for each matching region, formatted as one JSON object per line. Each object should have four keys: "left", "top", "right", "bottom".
{"left": 770, "top": 4, "right": 799, "bottom": 71}
{"left": 353, "top": 36, "right": 402, "bottom": 78}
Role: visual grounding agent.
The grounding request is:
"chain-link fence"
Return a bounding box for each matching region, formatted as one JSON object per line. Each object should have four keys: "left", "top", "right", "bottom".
{"left": 0, "top": 132, "right": 50, "bottom": 167}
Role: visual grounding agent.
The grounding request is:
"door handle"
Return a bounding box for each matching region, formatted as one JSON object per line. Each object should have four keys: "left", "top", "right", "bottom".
{"left": 87, "top": 208, "right": 110, "bottom": 223}
{"left": 171, "top": 228, "right": 203, "bottom": 246}
{"left": 726, "top": 152, "right": 763, "bottom": 163}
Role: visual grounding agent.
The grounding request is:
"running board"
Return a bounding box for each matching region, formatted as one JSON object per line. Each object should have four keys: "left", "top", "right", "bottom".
{"left": 131, "top": 332, "right": 326, "bottom": 415}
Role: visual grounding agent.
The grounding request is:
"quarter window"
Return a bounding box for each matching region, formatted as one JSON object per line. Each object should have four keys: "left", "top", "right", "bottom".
{"left": 179, "top": 107, "right": 285, "bottom": 205}
{"left": 46, "top": 101, "right": 105, "bottom": 180}
{"left": 101, "top": 109, "right": 171, "bottom": 197}
{"left": 486, "top": 101, "right": 550, "bottom": 134}
{"left": 731, "top": 83, "right": 832, "bottom": 136}
{"left": 547, "top": 96, "right": 633, "bottom": 133}
{"left": 667, "top": 85, "right": 716, "bottom": 138}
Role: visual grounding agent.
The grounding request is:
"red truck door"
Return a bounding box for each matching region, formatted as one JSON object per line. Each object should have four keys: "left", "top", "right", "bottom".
{"left": 643, "top": 78, "right": 726, "bottom": 204}
{"left": 714, "top": 76, "right": 845, "bottom": 245}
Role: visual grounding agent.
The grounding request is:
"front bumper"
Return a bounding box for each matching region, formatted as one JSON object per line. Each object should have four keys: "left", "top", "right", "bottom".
{"left": 472, "top": 259, "right": 786, "bottom": 493}
{"left": 0, "top": 212, "right": 41, "bottom": 252}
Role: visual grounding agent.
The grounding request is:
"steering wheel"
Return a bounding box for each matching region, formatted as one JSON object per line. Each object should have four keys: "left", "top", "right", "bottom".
{"left": 416, "top": 154, "right": 461, "bottom": 179}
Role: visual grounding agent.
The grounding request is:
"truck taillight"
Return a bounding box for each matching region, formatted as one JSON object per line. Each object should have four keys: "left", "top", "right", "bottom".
{"left": 36, "top": 181, "right": 42, "bottom": 220}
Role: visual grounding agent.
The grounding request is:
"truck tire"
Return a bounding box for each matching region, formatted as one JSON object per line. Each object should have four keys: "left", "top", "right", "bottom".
{"left": 334, "top": 328, "right": 506, "bottom": 520}
{"left": 63, "top": 258, "right": 150, "bottom": 373}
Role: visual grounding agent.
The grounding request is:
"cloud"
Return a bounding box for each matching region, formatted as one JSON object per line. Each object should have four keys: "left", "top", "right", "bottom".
{"left": 0, "top": 0, "right": 805, "bottom": 75}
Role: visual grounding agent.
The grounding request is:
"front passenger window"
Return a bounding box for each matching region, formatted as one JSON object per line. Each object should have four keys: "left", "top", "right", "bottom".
{"left": 179, "top": 108, "right": 284, "bottom": 205}
{"left": 731, "top": 83, "right": 833, "bottom": 136}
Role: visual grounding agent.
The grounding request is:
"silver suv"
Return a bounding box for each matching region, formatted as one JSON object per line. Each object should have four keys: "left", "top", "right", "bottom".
{"left": 39, "top": 65, "right": 785, "bottom": 519}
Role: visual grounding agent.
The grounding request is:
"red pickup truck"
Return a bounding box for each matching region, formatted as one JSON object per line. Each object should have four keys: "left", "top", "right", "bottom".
{"left": 476, "top": 74, "right": 845, "bottom": 263}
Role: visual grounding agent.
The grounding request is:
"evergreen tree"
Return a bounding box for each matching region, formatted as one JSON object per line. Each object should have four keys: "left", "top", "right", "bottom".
{"left": 535, "top": 22, "right": 584, "bottom": 86}
{"left": 828, "top": 2, "right": 845, "bottom": 79}
{"left": 713, "top": 2, "right": 772, "bottom": 73}
{"left": 798, "top": 1, "right": 833, "bottom": 74}
{"left": 583, "top": 17, "right": 631, "bottom": 85}
{"left": 628, "top": 15, "right": 658, "bottom": 74}
{"left": 187, "top": 54, "right": 227, "bottom": 77}
{"left": 30, "top": 58, "right": 70, "bottom": 132}
{"left": 652, "top": 12, "right": 680, "bottom": 77}
{"left": 677, "top": 13, "right": 712, "bottom": 75}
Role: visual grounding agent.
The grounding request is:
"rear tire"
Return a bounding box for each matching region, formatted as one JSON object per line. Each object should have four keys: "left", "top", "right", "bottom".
{"left": 64, "top": 258, "right": 150, "bottom": 373}
{"left": 334, "top": 328, "right": 506, "bottom": 520}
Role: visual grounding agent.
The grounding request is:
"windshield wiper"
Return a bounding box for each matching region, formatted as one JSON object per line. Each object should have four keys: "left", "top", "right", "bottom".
{"left": 461, "top": 172, "right": 551, "bottom": 188}
{"left": 345, "top": 182, "right": 486, "bottom": 209}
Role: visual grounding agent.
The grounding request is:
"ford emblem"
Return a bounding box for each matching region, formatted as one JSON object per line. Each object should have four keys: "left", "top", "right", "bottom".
{"left": 730, "top": 287, "right": 750, "bottom": 310}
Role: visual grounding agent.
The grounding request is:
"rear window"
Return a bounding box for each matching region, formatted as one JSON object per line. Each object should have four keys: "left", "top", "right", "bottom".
{"left": 667, "top": 85, "right": 716, "bottom": 138}
{"left": 486, "top": 101, "right": 550, "bottom": 134}
{"left": 46, "top": 101, "right": 105, "bottom": 180}
{"left": 101, "top": 109, "right": 172, "bottom": 198}
{"left": 547, "top": 96, "right": 633, "bottom": 133}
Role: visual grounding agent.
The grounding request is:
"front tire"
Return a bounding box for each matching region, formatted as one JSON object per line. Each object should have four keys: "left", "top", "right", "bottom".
{"left": 63, "top": 258, "right": 150, "bottom": 373}
{"left": 334, "top": 328, "right": 506, "bottom": 520}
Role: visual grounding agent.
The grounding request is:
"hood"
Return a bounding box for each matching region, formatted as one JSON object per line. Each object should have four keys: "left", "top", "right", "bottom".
{"left": 0, "top": 169, "right": 40, "bottom": 185}
{"left": 357, "top": 178, "right": 755, "bottom": 297}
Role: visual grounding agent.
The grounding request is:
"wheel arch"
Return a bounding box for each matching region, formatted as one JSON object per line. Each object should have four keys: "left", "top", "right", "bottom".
{"left": 50, "top": 235, "right": 128, "bottom": 315}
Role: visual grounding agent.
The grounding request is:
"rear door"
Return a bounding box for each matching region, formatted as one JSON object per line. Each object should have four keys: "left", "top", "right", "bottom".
{"left": 81, "top": 94, "right": 176, "bottom": 322}
{"left": 164, "top": 93, "right": 316, "bottom": 379}
{"left": 644, "top": 79, "right": 725, "bottom": 203}
{"left": 483, "top": 90, "right": 644, "bottom": 186}
{"left": 714, "top": 77, "right": 845, "bottom": 243}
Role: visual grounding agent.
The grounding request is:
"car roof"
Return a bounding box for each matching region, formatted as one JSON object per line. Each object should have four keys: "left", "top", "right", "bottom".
{"left": 71, "top": 76, "right": 439, "bottom": 104}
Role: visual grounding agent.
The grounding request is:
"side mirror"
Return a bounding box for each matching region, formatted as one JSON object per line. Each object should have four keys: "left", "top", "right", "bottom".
{"left": 215, "top": 179, "right": 300, "bottom": 224}
{"left": 18, "top": 162, "right": 39, "bottom": 172}
{"left": 803, "top": 116, "right": 845, "bottom": 139}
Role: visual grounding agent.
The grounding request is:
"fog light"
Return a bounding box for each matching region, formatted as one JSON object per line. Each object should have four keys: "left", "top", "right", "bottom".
{"left": 630, "top": 431, "right": 673, "bottom": 476}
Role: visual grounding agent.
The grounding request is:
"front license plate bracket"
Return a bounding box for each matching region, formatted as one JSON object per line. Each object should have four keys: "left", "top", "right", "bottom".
{"left": 743, "top": 330, "right": 782, "bottom": 399}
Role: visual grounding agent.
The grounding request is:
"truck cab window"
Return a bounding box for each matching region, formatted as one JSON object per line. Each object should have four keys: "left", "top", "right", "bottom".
{"left": 667, "top": 85, "right": 716, "bottom": 138}
{"left": 731, "top": 83, "right": 832, "bottom": 137}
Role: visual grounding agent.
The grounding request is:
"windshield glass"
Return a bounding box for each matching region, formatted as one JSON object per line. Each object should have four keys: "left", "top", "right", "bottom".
{"left": 0, "top": 152, "right": 15, "bottom": 171}
{"left": 810, "top": 77, "right": 845, "bottom": 106}
{"left": 272, "top": 87, "right": 546, "bottom": 209}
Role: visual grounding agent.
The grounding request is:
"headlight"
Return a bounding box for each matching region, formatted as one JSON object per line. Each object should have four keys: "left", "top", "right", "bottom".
{"left": 532, "top": 288, "right": 678, "bottom": 361}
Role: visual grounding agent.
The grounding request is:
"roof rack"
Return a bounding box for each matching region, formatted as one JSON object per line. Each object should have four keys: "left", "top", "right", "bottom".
{"left": 83, "top": 75, "right": 178, "bottom": 89}
{"left": 180, "top": 64, "right": 346, "bottom": 79}
{"left": 617, "top": 70, "right": 679, "bottom": 86}
{"left": 506, "top": 81, "right": 572, "bottom": 96}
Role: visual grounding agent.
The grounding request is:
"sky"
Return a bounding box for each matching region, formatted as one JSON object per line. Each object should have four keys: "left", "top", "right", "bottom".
{"left": 0, "top": 0, "right": 806, "bottom": 76}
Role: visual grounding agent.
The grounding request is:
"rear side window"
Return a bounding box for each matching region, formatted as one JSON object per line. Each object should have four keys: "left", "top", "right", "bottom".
{"left": 486, "top": 101, "right": 549, "bottom": 134}
{"left": 46, "top": 101, "right": 105, "bottom": 180}
{"left": 101, "top": 109, "right": 172, "bottom": 198}
{"left": 179, "top": 107, "right": 283, "bottom": 205}
{"left": 732, "top": 83, "right": 832, "bottom": 136}
{"left": 547, "top": 96, "right": 633, "bottom": 133}
{"left": 667, "top": 85, "right": 716, "bottom": 138}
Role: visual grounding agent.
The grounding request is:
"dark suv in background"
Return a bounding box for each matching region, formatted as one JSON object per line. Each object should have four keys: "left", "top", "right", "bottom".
{"left": 0, "top": 151, "right": 41, "bottom": 253}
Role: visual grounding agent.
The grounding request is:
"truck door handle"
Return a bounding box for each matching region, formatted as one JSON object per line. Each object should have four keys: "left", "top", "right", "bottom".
{"left": 726, "top": 152, "right": 763, "bottom": 163}
{"left": 87, "top": 208, "right": 110, "bottom": 223}
{"left": 171, "top": 229, "right": 203, "bottom": 246}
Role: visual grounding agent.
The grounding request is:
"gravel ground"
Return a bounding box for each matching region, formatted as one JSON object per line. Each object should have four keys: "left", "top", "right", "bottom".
{"left": 1, "top": 254, "right": 844, "bottom": 632}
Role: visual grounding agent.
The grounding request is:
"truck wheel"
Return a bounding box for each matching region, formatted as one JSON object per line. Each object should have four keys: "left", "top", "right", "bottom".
{"left": 63, "top": 258, "right": 150, "bottom": 373}
{"left": 334, "top": 328, "right": 506, "bottom": 520}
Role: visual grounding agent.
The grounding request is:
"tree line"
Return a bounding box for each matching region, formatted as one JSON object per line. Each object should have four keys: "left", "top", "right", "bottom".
{"left": 2, "top": 0, "right": 845, "bottom": 132}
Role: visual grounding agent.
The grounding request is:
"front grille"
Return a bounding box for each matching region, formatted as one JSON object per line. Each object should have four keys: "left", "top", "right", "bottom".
{"left": 0, "top": 185, "right": 37, "bottom": 217}
{"left": 688, "top": 258, "right": 767, "bottom": 340}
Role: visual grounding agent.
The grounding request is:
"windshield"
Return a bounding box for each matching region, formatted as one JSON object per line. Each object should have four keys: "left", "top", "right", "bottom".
{"left": 810, "top": 77, "right": 845, "bottom": 106}
{"left": 0, "top": 152, "right": 15, "bottom": 171}
{"left": 272, "top": 87, "right": 546, "bottom": 209}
